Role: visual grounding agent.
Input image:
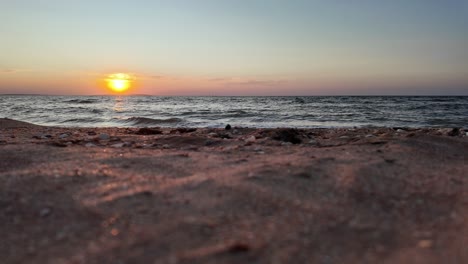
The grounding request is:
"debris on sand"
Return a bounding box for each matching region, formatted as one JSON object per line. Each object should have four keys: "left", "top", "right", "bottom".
{"left": 135, "top": 127, "right": 163, "bottom": 135}
{"left": 271, "top": 128, "right": 302, "bottom": 144}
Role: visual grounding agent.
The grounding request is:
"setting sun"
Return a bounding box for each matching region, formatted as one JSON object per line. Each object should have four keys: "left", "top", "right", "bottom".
{"left": 106, "top": 73, "right": 133, "bottom": 93}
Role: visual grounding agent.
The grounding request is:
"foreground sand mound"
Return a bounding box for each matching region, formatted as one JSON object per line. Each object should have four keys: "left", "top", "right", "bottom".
{"left": 0, "top": 119, "right": 467, "bottom": 263}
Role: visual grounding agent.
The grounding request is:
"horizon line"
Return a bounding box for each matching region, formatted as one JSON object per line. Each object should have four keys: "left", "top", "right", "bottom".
{"left": 1, "top": 93, "right": 468, "bottom": 97}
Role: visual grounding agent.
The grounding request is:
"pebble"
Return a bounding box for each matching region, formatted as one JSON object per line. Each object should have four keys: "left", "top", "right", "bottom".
{"left": 245, "top": 136, "right": 256, "bottom": 143}
{"left": 173, "top": 128, "right": 197, "bottom": 134}
{"left": 365, "top": 134, "right": 375, "bottom": 138}
{"left": 85, "top": 143, "right": 96, "bottom": 148}
{"left": 55, "top": 231, "right": 67, "bottom": 241}
{"left": 59, "top": 133, "right": 69, "bottom": 139}
{"left": 205, "top": 140, "right": 216, "bottom": 146}
{"left": 111, "top": 143, "right": 125, "bottom": 148}
{"left": 447, "top": 128, "right": 460, "bottom": 137}
{"left": 418, "top": 239, "right": 433, "bottom": 248}
{"left": 225, "top": 124, "right": 232, "bottom": 130}
{"left": 33, "top": 133, "right": 51, "bottom": 139}
{"left": 272, "top": 128, "right": 302, "bottom": 144}
{"left": 39, "top": 207, "right": 52, "bottom": 217}
{"left": 98, "top": 133, "right": 110, "bottom": 140}
{"left": 437, "top": 128, "right": 451, "bottom": 135}
{"left": 50, "top": 142, "right": 68, "bottom": 147}
{"left": 135, "top": 128, "right": 163, "bottom": 135}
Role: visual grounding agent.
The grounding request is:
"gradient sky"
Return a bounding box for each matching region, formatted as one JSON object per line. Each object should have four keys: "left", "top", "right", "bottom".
{"left": 1, "top": 0, "right": 467, "bottom": 95}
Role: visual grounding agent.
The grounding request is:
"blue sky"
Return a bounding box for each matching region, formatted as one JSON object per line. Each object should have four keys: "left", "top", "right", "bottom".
{"left": 1, "top": 0, "right": 467, "bottom": 95}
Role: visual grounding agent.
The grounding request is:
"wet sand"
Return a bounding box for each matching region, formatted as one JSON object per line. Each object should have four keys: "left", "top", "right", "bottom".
{"left": 1, "top": 118, "right": 467, "bottom": 263}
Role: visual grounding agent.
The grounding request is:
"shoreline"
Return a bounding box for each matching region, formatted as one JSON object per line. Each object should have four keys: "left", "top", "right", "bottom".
{"left": 1, "top": 118, "right": 467, "bottom": 263}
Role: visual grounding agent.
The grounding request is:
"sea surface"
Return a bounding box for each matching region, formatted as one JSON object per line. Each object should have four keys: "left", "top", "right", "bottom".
{"left": 0, "top": 95, "right": 467, "bottom": 128}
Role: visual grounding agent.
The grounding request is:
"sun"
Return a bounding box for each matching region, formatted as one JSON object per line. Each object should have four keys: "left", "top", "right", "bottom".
{"left": 106, "top": 73, "right": 133, "bottom": 93}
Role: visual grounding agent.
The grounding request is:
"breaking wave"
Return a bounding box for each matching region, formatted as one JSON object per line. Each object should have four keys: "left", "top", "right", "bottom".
{"left": 119, "top": 117, "right": 183, "bottom": 126}
{"left": 64, "top": 99, "right": 99, "bottom": 104}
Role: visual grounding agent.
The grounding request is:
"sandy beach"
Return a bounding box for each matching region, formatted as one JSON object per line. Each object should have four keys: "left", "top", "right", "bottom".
{"left": 1, "top": 118, "right": 467, "bottom": 263}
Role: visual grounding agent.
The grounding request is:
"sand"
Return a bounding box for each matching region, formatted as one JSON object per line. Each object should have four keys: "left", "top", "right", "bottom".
{"left": 0, "top": 118, "right": 467, "bottom": 264}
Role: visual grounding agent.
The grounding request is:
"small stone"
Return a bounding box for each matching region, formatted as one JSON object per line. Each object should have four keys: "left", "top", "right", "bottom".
{"left": 227, "top": 242, "right": 250, "bottom": 253}
{"left": 447, "top": 128, "right": 460, "bottom": 137}
{"left": 59, "top": 133, "right": 69, "bottom": 139}
{"left": 173, "top": 128, "right": 197, "bottom": 134}
{"left": 111, "top": 143, "right": 125, "bottom": 148}
{"left": 225, "top": 124, "right": 232, "bottom": 130}
{"left": 39, "top": 207, "right": 52, "bottom": 217}
{"left": 396, "top": 129, "right": 404, "bottom": 133}
{"left": 339, "top": 135, "right": 349, "bottom": 139}
{"left": 122, "top": 142, "right": 133, "bottom": 147}
{"left": 136, "top": 127, "right": 163, "bottom": 135}
{"left": 50, "top": 142, "right": 68, "bottom": 147}
{"left": 218, "top": 133, "right": 232, "bottom": 139}
{"left": 85, "top": 143, "right": 96, "bottom": 148}
{"left": 271, "top": 128, "right": 302, "bottom": 144}
{"left": 55, "top": 231, "right": 67, "bottom": 241}
{"left": 98, "top": 133, "right": 110, "bottom": 140}
{"left": 365, "top": 134, "right": 375, "bottom": 138}
{"left": 204, "top": 140, "right": 216, "bottom": 146}
{"left": 245, "top": 136, "right": 256, "bottom": 143}
{"left": 437, "top": 128, "right": 451, "bottom": 135}
{"left": 33, "top": 134, "right": 47, "bottom": 139}
{"left": 418, "top": 239, "right": 433, "bottom": 248}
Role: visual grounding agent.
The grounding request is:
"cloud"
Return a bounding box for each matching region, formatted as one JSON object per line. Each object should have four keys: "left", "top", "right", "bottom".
{"left": 0, "top": 69, "right": 22, "bottom": 74}
{"left": 207, "top": 77, "right": 233, "bottom": 82}
{"left": 225, "top": 79, "right": 289, "bottom": 87}
{"left": 148, "top": 75, "right": 165, "bottom": 79}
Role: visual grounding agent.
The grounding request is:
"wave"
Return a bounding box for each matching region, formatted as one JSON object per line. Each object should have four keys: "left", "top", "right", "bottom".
{"left": 60, "top": 117, "right": 105, "bottom": 123}
{"left": 120, "top": 117, "right": 183, "bottom": 126}
{"left": 64, "top": 99, "right": 98, "bottom": 104}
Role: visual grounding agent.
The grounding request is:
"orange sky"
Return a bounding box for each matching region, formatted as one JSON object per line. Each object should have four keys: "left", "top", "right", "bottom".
{"left": 1, "top": 1, "right": 467, "bottom": 95}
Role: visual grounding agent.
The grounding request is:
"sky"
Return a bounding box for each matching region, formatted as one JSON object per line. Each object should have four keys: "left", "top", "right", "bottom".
{"left": 1, "top": 0, "right": 467, "bottom": 95}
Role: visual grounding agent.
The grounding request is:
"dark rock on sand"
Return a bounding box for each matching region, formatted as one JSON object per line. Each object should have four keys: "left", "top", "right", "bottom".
{"left": 49, "top": 142, "right": 68, "bottom": 147}
{"left": 171, "top": 128, "right": 197, "bottom": 134}
{"left": 136, "top": 127, "right": 163, "bottom": 135}
{"left": 98, "top": 133, "right": 110, "bottom": 140}
{"left": 225, "top": 124, "right": 232, "bottom": 130}
{"left": 33, "top": 134, "right": 52, "bottom": 139}
{"left": 217, "top": 133, "right": 232, "bottom": 139}
{"left": 448, "top": 128, "right": 461, "bottom": 137}
{"left": 271, "top": 128, "right": 302, "bottom": 144}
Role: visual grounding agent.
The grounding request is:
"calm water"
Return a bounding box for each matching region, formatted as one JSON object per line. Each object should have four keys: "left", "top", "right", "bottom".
{"left": 0, "top": 95, "right": 467, "bottom": 128}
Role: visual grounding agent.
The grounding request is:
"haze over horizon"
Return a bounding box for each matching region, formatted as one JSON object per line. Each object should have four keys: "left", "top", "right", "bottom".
{"left": 1, "top": 0, "right": 467, "bottom": 96}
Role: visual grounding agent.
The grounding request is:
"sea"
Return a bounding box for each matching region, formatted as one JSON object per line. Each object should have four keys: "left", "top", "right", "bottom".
{"left": 1, "top": 95, "right": 467, "bottom": 128}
